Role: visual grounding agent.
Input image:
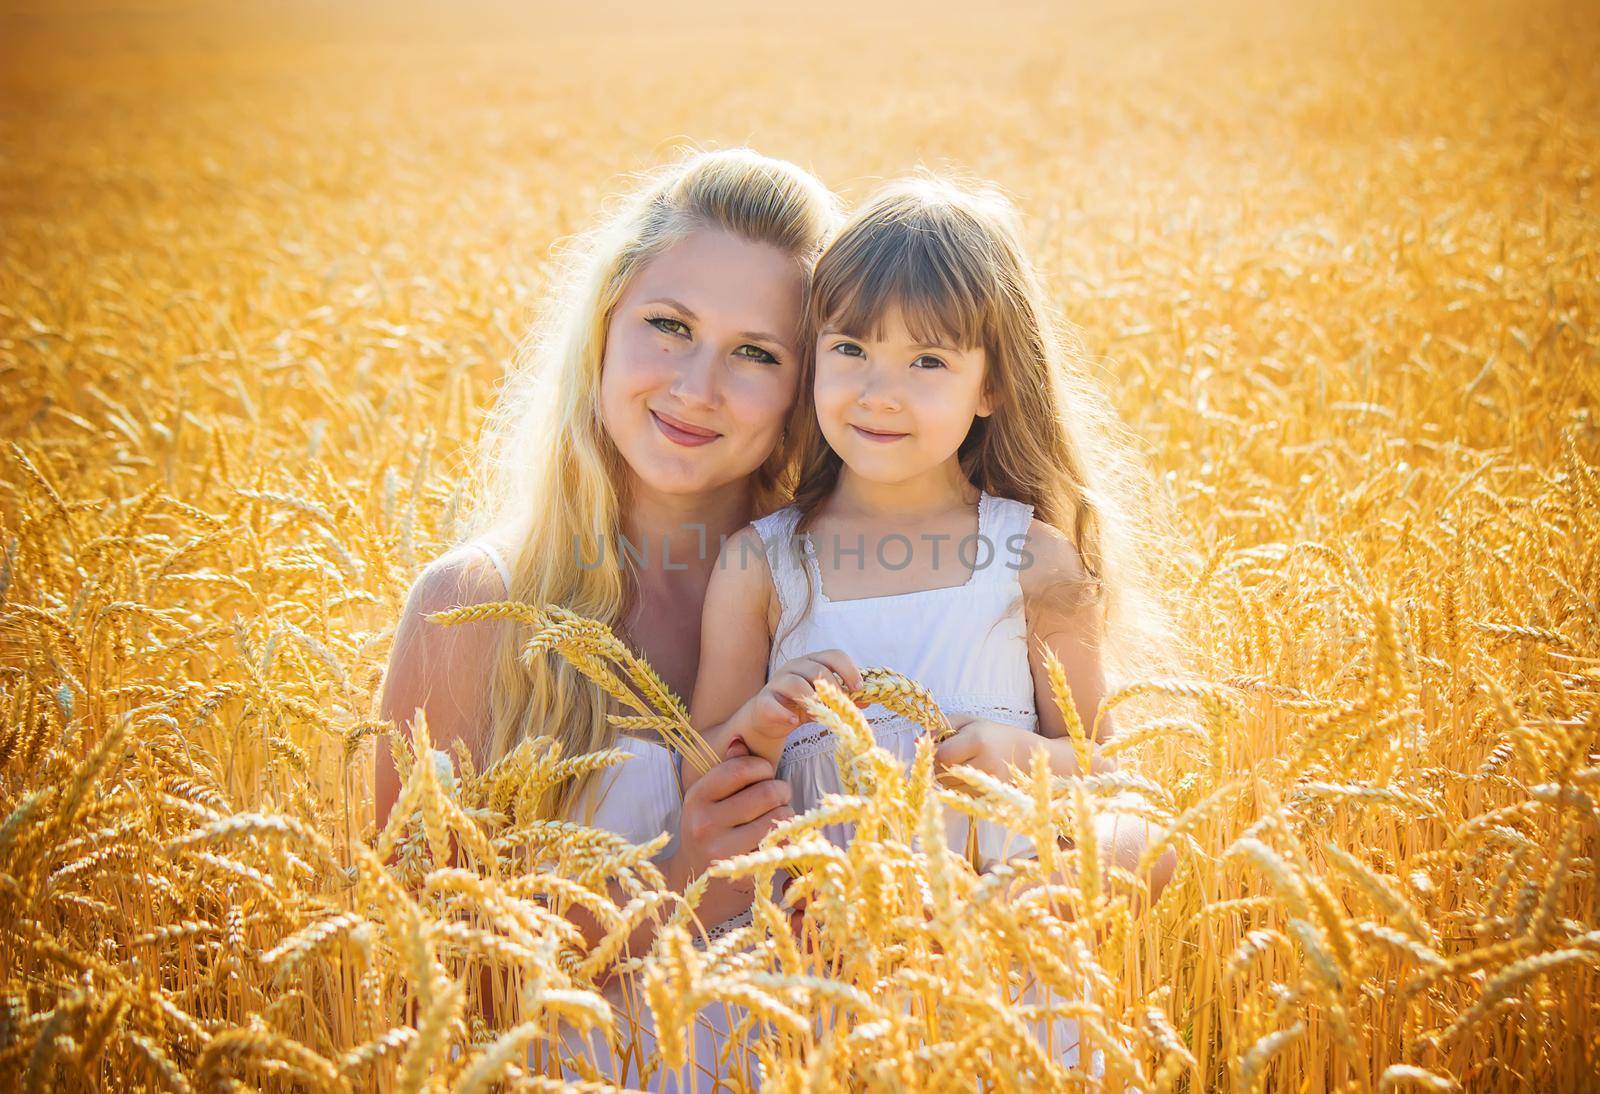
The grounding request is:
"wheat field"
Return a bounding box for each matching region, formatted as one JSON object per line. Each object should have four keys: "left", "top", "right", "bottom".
{"left": 2, "top": 0, "right": 1597, "bottom": 1089}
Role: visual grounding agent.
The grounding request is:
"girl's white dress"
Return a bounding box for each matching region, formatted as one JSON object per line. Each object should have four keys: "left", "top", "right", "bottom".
{"left": 463, "top": 509, "right": 1103, "bottom": 1083}
{"left": 462, "top": 539, "right": 760, "bottom": 1092}
{"left": 749, "top": 490, "right": 1103, "bottom": 1076}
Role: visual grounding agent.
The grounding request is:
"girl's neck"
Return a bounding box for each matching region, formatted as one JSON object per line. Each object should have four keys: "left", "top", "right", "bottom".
{"left": 826, "top": 461, "right": 978, "bottom": 522}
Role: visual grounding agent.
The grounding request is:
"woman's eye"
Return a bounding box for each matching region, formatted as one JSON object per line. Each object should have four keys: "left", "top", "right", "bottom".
{"left": 912, "top": 354, "right": 947, "bottom": 370}
{"left": 735, "top": 344, "right": 779, "bottom": 364}
{"left": 648, "top": 316, "right": 690, "bottom": 337}
{"left": 833, "top": 341, "right": 865, "bottom": 358}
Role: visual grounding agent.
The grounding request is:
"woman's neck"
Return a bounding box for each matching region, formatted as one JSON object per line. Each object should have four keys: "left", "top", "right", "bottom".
{"left": 826, "top": 460, "right": 977, "bottom": 522}
{"left": 619, "top": 476, "right": 754, "bottom": 590}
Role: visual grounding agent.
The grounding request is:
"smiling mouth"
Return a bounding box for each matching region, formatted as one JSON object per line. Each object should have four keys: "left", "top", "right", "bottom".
{"left": 851, "top": 424, "right": 908, "bottom": 442}
{"left": 652, "top": 409, "right": 721, "bottom": 445}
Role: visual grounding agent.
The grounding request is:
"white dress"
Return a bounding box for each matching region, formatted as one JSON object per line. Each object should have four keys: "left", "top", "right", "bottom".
{"left": 751, "top": 491, "right": 1104, "bottom": 1076}
{"left": 459, "top": 538, "right": 761, "bottom": 1092}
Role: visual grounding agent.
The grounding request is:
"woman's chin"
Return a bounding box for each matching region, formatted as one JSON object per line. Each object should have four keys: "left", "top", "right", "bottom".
{"left": 631, "top": 458, "right": 752, "bottom": 499}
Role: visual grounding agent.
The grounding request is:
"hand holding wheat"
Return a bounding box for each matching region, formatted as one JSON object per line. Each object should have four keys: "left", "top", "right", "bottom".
{"left": 728, "top": 649, "right": 870, "bottom": 767}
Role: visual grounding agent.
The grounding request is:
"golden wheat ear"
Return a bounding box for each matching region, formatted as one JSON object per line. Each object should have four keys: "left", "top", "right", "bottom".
{"left": 852, "top": 666, "right": 954, "bottom": 740}
{"left": 429, "top": 600, "right": 720, "bottom": 775}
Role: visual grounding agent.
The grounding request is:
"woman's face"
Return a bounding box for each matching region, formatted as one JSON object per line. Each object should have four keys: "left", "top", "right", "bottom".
{"left": 600, "top": 228, "right": 805, "bottom": 501}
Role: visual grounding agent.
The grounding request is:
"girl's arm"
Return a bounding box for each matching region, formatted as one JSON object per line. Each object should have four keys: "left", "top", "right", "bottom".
{"left": 1020, "top": 517, "right": 1120, "bottom": 776}
{"left": 951, "top": 519, "right": 1175, "bottom": 907}
{"left": 687, "top": 526, "right": 869, "bottom": 787}
{"left": 933, "top": 518, "right": 1116, "bottom": 788}
{"left": 685, "top": 525, "right": 780, "bottom": 790}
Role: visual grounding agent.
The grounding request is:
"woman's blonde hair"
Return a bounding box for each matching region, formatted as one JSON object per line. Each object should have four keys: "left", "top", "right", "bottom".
{"left": 460, "top": 147, "right": 839, "bottom": 821}
{"left": 784, "top": 170, "right": 1187, "bottom": 687}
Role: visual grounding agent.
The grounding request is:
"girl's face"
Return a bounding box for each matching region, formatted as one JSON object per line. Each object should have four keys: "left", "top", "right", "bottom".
{"left": 813, "top": 303, "right": 992, "bottom": 487}
{"left": 600, "top": 228, "right": 805, "bottom": 500}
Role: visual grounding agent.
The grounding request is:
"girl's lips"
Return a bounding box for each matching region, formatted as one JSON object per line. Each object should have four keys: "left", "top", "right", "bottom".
{"left": 652, "top": 410, "right": 720, "bottom": 447}
{"left": 851, "top": 424, "right": 908, "bottom": 443}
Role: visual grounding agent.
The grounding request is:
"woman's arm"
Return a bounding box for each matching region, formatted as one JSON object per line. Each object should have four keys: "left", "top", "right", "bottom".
{"left": 567, "top": 749, "right": 798, "bottom": 962}
{"left": 375, "top": 548, "right": 506, "bottom": 832}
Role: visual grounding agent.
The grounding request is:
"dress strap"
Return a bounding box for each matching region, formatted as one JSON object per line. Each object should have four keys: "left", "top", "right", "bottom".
{"left": 749, "top": 506, "right": 808, "bottom": 625}
{"left": 467, "top": 538, "right": 513, "bottom": 594}
{"left": 980, "top": 492, "right": 1037, "bottom": 585}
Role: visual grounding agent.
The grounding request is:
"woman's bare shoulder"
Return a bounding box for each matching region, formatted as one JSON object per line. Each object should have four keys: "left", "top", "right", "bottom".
{"left": 408, "top": 542, "right": 511, "bottom": 612}
{"left": 379, "top": 544, "right": 512, "bottom": 760}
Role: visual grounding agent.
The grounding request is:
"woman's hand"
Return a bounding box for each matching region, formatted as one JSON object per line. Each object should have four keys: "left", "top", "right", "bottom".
{"left": 665, "top": 736, "right": 797, "bottom": 929}
{"left": 730, "top": 649, "right": 867, "bottom": 766}
{"left": 777, "top": 871, "right": 813, "bottom": 951}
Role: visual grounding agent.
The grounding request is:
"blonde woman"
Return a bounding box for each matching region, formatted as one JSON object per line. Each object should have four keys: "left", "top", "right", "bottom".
{"left": 376, "top": 147, "right": 841, "bottom": 1090}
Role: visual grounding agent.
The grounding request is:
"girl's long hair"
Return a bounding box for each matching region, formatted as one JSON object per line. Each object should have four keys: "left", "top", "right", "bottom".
{"left": 458, "top": 147, "right": 839, "bottom": 822}
{"left": 784, "top": 170, "right": 1188, "bottom": 687}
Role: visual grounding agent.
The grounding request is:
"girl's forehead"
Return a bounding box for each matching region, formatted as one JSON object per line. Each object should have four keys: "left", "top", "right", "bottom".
{"left": 817, "top": 291, "right": 983, "bottom": 353}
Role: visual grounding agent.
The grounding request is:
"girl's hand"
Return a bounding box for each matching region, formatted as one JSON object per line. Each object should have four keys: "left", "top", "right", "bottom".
{"left": 932, "top": 714, "right": 1047, "bottom": 790}
{"left": 732, "top": 649, "right": 868, "bottom": 765}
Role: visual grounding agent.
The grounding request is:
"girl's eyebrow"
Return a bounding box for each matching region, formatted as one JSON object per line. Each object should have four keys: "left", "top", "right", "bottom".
{"left": 820, "top": 324, "right": 958, "bottom": 353}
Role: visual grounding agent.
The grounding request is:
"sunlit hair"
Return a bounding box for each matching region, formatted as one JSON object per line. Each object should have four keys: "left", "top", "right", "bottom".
{"left": 456, "top": 147, "right": 839, "bottom": 822}
{"left": 784, "top": 170, "right": 1188, "bottom": 687}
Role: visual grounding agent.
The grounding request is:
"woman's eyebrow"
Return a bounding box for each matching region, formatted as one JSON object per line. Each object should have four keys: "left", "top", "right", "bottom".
{"left": 644, "top": 296, "right": 697, "bottom": 319}
{"left": 647, "top": 297, "right": 785, "bottom": 347}
{"left": 737, "top": 328, "right": 788, "bottom": 347}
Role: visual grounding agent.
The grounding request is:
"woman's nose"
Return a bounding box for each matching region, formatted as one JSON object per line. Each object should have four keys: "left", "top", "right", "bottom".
{"left": 668, "top": 344, "right": 720, "bottom": 408}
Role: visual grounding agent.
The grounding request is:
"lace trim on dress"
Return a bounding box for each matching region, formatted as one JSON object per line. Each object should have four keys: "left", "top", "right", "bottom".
{"left": 779, "top": 695, "right": 1039, "bottom": 764}
{"left": 694, "top": 906, "right": 755, "bottom": 952}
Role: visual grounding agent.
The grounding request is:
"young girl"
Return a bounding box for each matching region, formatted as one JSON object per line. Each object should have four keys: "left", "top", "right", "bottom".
{"left": 685, "top": 172, "right": 1179, "bottom": 1074}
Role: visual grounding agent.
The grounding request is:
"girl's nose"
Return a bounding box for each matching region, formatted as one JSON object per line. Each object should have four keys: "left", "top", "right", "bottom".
{"left": 856, "top": 378, "right": 901, "bottom": 413}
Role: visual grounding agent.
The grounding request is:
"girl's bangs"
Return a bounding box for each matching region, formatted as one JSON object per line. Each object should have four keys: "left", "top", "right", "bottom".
{"left": 812, "top": 217, "right": 991, "bottom": 352}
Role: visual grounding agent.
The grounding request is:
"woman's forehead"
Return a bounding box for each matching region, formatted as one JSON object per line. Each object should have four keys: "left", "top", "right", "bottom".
{"left": 628, "top": 228, "right": 804, "bottom": 336}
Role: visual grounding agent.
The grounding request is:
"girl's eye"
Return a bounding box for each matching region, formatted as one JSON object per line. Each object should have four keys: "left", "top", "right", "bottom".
{"left": 648, "top": 316, "right": 690, "bottom": 337}
{"left": 735, "top": 344, "right": 779, "bottom": 364}
{"left": 833, "top": 341, "right": 865, "bottom": 358}
{"left": 912, "top": 354, "right": 947, "bottom": 370}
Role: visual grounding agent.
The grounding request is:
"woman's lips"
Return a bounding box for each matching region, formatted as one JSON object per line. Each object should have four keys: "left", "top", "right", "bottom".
{"left": 652, "top": 409, "right": 721, "bottom": 447}
{"left": 851, "top": 424, "right": 908, "bottom": 443}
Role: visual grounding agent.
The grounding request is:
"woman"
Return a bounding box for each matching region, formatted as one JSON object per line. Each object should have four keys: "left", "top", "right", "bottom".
{"left": 375, "top": 146, "right": 842, "bottom": 1090}
{"left": 375, "top": 147, "right": 1177, "bottom": 1088}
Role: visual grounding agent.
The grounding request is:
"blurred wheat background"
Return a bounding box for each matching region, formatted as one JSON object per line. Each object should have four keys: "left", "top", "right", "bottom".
{"left": 2, "top": 0, "right": 1597, "bottom": 1089}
